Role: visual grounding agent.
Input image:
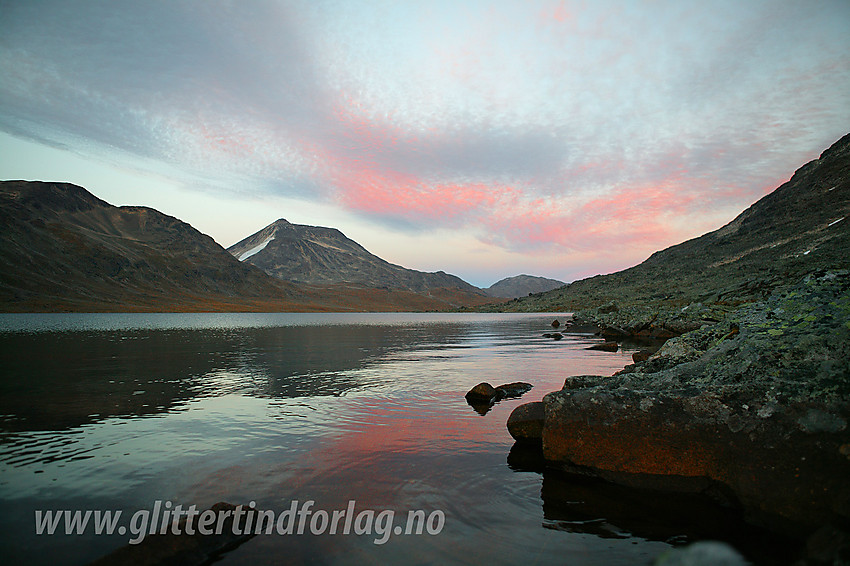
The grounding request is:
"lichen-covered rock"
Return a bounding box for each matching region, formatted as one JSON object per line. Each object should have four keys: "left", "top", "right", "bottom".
{"left": 613, "top": 270, "right": 850, "bottom": 403}
{"left": 632, "top": 348, "right": 656, "bottom": 363}
{"left": 539, "top": 271, "right": 850, "bottom": 528}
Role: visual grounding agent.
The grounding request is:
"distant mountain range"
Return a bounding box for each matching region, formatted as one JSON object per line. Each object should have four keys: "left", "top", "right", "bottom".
{"left": 7, "top": 133, "right": 845, "bottom": 313}
{"left": 482, "top": 274, "right": 565, "bottom": 298}
{"left": 501, "top": 132, "right": 850, "bottom": 312}
{"left": 0, "top": 182, "right": 506, "bottom": 311}
{"left": 227, "top": 218, "right": 483, "bottom": 294}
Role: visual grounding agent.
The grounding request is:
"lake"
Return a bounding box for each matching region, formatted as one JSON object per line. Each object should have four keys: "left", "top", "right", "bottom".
{"left": 0, "top": 313, "right": 787, "bottom": 564}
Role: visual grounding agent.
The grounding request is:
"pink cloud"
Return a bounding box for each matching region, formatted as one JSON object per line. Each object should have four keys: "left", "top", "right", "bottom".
{"left": 537, "top": 0, "right": 576, "bottom": 29}
{"left": 481, "top": 176, "right": 709, "bottom": 256}
{"left": 303, "top": 102, "right": 751, "bottom": 264}
{"left": 305, "top": 100, "right": 523, "bottom": 224}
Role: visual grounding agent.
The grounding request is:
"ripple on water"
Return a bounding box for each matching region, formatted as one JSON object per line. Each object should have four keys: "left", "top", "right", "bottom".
{"left": 0, "top": 313, "right": 733, "bottom": 565}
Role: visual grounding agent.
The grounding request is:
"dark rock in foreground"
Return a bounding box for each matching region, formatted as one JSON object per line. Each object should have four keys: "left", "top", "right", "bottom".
{"left": 507, "top": 401, "right": 544, "bottom": 443}
{"left": 540, "top": 467, "right": 798, "bottom": 564}
{"left": 517, "top": 271, "right": 850, "bottom": 531}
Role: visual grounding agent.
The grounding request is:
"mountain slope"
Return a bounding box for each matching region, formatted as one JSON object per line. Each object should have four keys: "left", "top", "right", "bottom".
{"left": 0, "top": 181, "right": 496, "bottom": 312}
{"left": 0, "top": 181, "right": 307, "bottom": 311}
{"left": 228, "top": 218, "right": 486, "bottom": 295}
{"left": 502, "top": 132, "right": 850, "bottom": 312}
{"left": 483, "top": 274, "right": 565, "bottom": 298}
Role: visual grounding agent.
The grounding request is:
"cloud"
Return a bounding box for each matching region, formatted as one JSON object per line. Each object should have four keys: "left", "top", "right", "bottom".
{"left": 1, "top": 0, "right": 849, "bottom": 279}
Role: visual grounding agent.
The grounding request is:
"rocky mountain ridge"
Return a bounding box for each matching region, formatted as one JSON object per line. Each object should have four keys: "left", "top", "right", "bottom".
{"left": 0, "top": 181, "right": 301, "bottom": 311}
{"left": 227, "top": 218, "right": 484, "bottom": 296}
{"left": 0, "top": 182, "right": 497, "bottom": 311}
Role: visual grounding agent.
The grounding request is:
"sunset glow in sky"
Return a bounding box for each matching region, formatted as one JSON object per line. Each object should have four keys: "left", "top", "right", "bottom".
{"left": 1, "top": 0, "right": 849, "bottom": 287}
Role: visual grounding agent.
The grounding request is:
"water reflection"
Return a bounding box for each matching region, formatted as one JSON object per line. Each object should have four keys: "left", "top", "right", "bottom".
{"left": 506, "top": 441, "right": 800, "bottom": 565}
{"left": 0, "top": 323, "right": 467, "bottom": 433}
{"left": 1, "top": 313, "right": 673, "bottom": 565}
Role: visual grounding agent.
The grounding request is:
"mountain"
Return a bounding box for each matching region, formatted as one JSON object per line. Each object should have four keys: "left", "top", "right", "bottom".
{"left": 227, "top": 218, "right": 486, "bottom": 295}
{"left": 0, "top": 181, "right": 497, "bottom": 312}
{"left": 483, "top": 274, "right": 565, "bottom": 298}
{"left": 0, "top": 181, "right": 309, "bottom": 311}
{"left": 500, "top": 132, "right": 850, "bottom": 312}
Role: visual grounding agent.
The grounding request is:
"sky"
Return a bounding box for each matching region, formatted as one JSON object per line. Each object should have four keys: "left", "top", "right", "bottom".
{"left": 1, "top": 0, "right": 848, "bottom": 288}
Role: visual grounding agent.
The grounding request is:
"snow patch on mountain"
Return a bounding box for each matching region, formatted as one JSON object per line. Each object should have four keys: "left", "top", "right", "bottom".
{"left": 238, "top": 236, "right": 274, "bottom": 261}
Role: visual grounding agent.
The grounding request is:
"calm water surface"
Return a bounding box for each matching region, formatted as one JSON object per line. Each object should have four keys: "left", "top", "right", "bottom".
{"left": 0, "top": 313, "right": 784, "bottom": 564}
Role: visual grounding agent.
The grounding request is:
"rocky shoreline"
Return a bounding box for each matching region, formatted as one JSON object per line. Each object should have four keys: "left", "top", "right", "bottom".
{"left": 508, "top": 270, "right": 850, "bottom": 563}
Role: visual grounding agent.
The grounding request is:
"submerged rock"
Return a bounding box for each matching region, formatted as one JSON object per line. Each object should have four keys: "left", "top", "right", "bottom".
{"left": 586, "top": 341, "right": 618, "bottom": 352}
{"left": 496, "top": 382, "right": 533, "bottom": 399}
{"left": 91, "top": 502, "right": 254, "bottom": 566}
{"left": 551, "top": 319, "right": 561, "bottom": 328}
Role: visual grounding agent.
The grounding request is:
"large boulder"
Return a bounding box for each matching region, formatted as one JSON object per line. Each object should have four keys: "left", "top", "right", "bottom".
{"left": 539, "top": 271, "right": 850, "bottom": 529}
{"left": 507, "top": 401, "right": 544, "bottom": 442}
{"left": 542, "top": 385, "right": 850, "bottom": 526}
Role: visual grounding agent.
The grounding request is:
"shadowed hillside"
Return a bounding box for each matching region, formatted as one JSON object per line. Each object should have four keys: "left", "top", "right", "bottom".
{"left": 0, "top": 181, "right": 306, "bottom": 311}
{"left": 0, "top": 182, "right": 497, "bottom": 312}
{"left": 499, "top": 133, "right": 850, "bottom": 313}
